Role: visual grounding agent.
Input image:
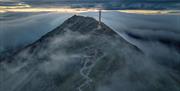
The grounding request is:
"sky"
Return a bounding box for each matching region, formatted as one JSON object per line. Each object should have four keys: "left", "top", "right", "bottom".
{"left": 0, "top": 0, "right": 180, "bottom": 10}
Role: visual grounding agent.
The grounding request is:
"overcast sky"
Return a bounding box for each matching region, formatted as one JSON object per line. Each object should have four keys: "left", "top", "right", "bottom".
{"left": 0, "top": 0, "right": 179, "bottom": 10}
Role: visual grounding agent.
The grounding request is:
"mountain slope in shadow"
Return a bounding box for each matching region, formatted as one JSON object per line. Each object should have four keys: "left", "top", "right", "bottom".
{"left": 0, "top": 15, "right": 180, "bottom": 91}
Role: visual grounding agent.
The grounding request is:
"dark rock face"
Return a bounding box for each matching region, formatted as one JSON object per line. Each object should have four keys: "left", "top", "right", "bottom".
{"left": 0, "top": 15, "right": 180, "bottom": 91}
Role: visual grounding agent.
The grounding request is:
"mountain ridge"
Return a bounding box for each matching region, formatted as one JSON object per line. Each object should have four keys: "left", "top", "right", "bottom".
{"left": 11, "top": 15, "right": 120, "bottom": 57}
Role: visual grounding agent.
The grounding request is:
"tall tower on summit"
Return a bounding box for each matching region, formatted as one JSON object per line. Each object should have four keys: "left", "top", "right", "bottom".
{"left": 98, "top": 9, "right": 102, "bottom": 29}
{"left": 97, "top": 4, "right": 102, "bottom": 29}
{"left": 99, "top": 9, "right": 102, "bottom": 25}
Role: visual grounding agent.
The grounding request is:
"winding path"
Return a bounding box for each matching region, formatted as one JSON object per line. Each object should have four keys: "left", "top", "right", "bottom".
{"left": 77, "top": 49, "right": 104, "bottom": 91}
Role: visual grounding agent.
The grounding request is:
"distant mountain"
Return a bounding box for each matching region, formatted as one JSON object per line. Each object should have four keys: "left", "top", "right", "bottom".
{"left": 0, "top": 15, "right": 180, "bottom": 91}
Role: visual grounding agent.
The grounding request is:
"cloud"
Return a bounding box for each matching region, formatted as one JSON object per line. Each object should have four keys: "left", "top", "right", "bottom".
{"left": 38, "top": 29, "right": 91, "bottom": 74}
{"left": 0, "top": 0, "right": 16, "bottom": 2}
{"left": 0, "top": 12, "right": 72, "bottom": 52}
{"left": 96, "top": 40, "right": 180, "bottom": 91}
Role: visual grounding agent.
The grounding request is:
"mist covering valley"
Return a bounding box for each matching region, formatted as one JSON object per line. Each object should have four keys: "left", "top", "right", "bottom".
{"left": 0, "top": 1, "right": 180, "bottom": 91}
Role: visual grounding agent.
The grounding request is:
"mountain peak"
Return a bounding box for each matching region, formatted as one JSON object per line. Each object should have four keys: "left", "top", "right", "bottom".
{"left": 3, "top": 15, "right": 119, "bottom": 61}
{"left": 36, "top": 15, "right": 116, "bottom": 43}
{"left": 55, "top": 15, "right": 115, "bottom": 34}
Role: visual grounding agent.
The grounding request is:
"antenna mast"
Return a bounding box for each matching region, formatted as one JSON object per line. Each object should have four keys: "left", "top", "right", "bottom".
{"left": 98, "top": 8, "right": 102, "bottom": 30}
{"left": 99, "top": 9, "right": 102, "bottom": 25}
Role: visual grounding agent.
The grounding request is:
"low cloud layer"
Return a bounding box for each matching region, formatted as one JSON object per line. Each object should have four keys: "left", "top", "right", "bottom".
{"left": 0, "top": 12, "right": 72, "bottom": 52}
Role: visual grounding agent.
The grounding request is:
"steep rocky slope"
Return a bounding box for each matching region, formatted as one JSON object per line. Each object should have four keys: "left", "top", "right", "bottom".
{"left": 0, "top": 15, "right": 180, "bottom": 91}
